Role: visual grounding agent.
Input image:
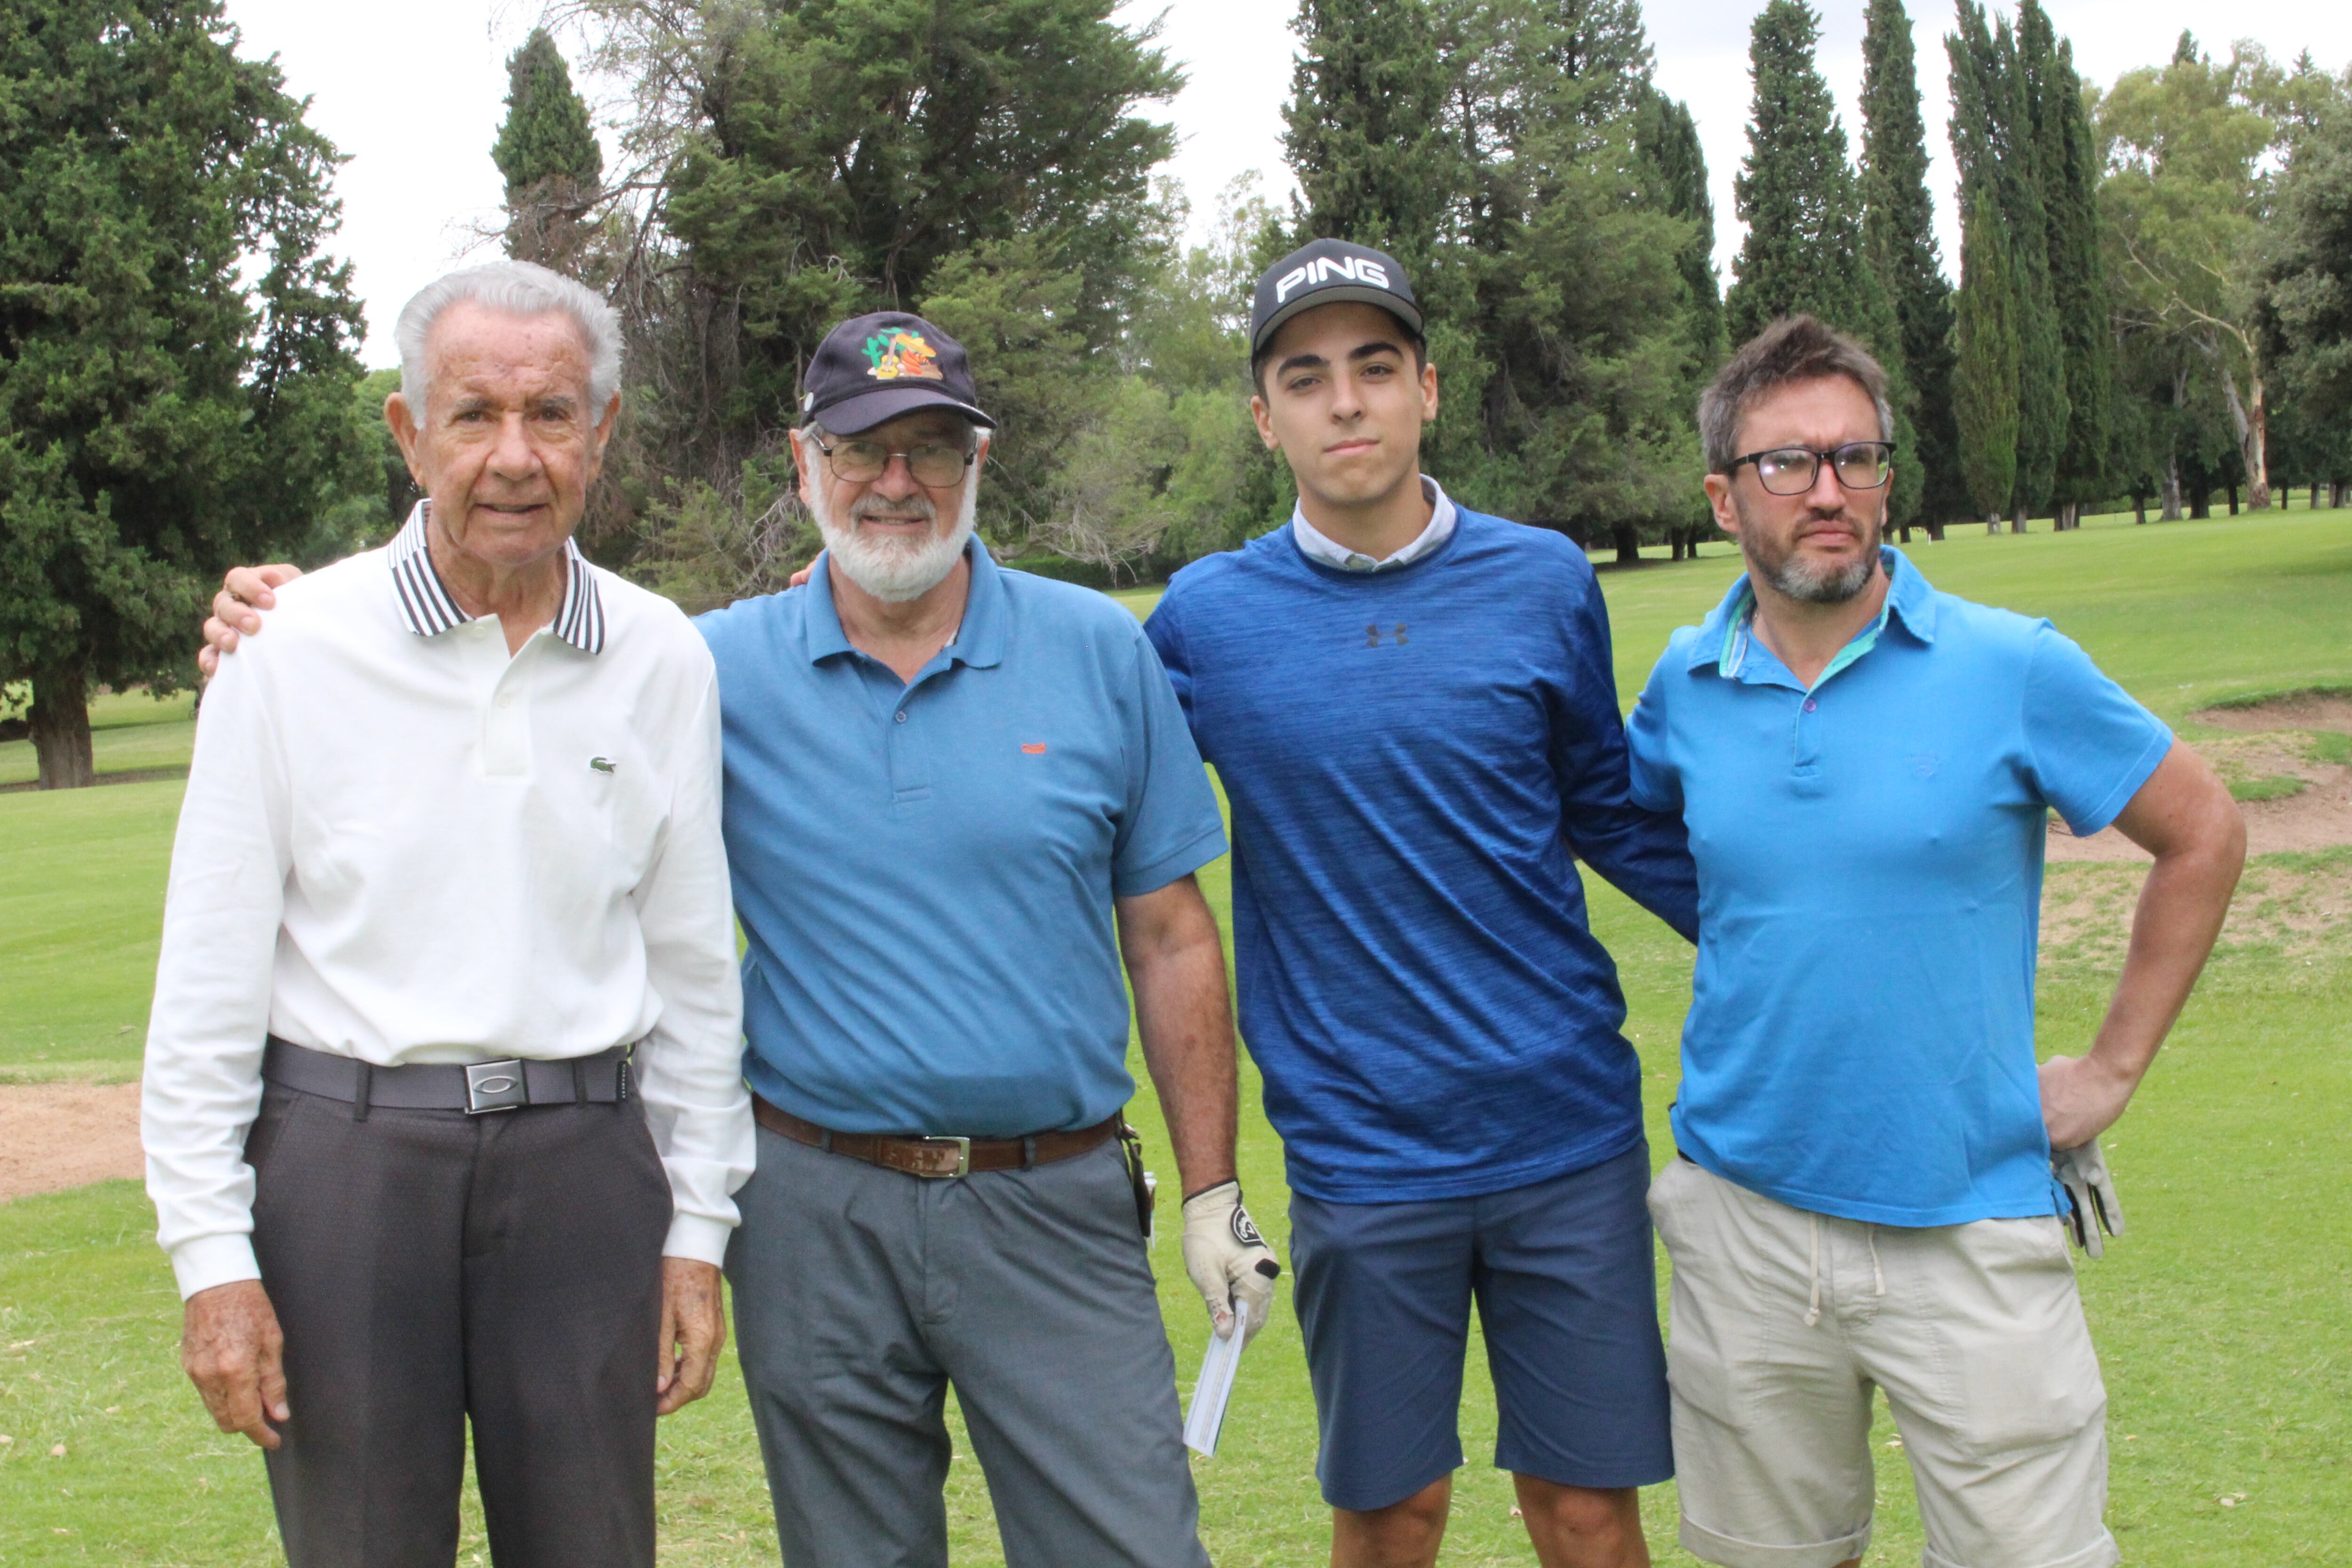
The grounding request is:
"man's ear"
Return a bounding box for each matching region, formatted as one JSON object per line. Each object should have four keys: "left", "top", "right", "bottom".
{"left": 1419, "top": 360, "right": 1439, "bottom": 423}
{"left": 1249, "top": 394, "right": 1279, "bottom": 453}
{"left": 788, "top": 427, "right": 817, "bottom": 510}
{"left": 384, "top": 392, "right": 427, "bottom": 489}
{"left": 1703, "top": 473, "right": 1741, "bottom": 538}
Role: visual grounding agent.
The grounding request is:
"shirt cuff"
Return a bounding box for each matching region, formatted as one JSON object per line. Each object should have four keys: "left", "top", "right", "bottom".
{"left": 662, "top": 1212, "right": 736, "bottom": 1269}
{"left": 171, "top": 1234, "right": 262, "bottom": 1301}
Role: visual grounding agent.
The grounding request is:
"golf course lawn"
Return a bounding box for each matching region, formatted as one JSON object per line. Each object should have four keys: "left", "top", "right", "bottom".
{"left": 4, "top": 508, "right": 2349, "bottom": 1564}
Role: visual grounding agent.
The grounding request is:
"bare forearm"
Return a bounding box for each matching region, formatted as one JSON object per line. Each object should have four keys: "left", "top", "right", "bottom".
{"left": 2088, "top": 842, "right": 2240, "bottom": 1084}
{"left": 1128, "top": 929, "right": 1240, "bottom": 1197}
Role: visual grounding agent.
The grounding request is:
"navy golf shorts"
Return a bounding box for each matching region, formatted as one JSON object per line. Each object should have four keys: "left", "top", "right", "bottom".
{"left": 1287, "top": 1140, "right": 1673, "bottom": 1512}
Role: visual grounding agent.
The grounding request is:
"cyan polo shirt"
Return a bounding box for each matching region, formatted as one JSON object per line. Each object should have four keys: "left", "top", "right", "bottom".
{"left": 694, "top": 541, "right": 1227, "bottom": 1137}
{"left": 1626, "top": 549, "right": 2173, "bottom": 1226}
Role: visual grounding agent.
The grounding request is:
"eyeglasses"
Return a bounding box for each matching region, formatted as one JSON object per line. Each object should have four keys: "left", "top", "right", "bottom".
{"left": 1725, "top": 441, "right": 1896, "bottom": 496}
{"left": 807, "top": 433, "right": 975, "bottom": 488}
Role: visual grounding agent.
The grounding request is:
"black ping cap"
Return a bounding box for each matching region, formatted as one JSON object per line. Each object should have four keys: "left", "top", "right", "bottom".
{"left": 1250, "top": 239, "right": 1422, "bottom": 358}
{"left": 800, "top": 312, "right": 994, "bottom": 434}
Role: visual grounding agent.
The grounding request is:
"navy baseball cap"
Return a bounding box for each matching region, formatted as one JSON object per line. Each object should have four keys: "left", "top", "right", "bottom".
{"left": 1250, "top": 239, "right": 1423, "bottom": 358}
{"left": 799, "top": 311, "right": 994, "bottom": 434}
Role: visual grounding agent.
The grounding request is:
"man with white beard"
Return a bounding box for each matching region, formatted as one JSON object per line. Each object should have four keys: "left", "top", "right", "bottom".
{"left": 200, "top": 310, "right": 1273, "bottom": 1568}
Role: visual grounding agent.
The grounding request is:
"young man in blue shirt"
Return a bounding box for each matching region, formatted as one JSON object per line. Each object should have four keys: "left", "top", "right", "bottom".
{"left": 1628, "top": 316, "right": 2243, "bottom": 1568}
{"left": 1144, "top": 240, "right": 1699, "bottom": 1568}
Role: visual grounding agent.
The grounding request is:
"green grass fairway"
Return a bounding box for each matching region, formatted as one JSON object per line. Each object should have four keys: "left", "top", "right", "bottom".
{"left": 0, "top": 689, "right": 195, "bottom": 789}
{"left": 6, "top": 507, "right": 2352, "bottom": 1564}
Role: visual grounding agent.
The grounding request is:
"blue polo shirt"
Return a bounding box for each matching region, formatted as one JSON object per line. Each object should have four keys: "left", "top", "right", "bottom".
{"left": 1626, "top": 549, "right": 2173, "bottom": 1226}
{"left": 694, "top": 542, "right": 1227, "bottom": 1137}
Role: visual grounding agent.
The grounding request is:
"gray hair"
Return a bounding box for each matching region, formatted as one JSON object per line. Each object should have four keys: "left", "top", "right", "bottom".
{"left": 1698, "top": 315, "right": 1893, "bottom": 473}
{"left": 395, "top": 259, "right": 622, "bottom": 413}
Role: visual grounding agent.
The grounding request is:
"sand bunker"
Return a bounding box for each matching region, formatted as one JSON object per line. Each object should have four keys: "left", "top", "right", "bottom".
{"left": 2191, "top": 691, "right": 2352, "bottom": 737}
{"left": 2049, "top": 710, "right": 2352, "bottom": 862}
{"left": 0, "top": 1082, "right": 143, "bottom": 1203}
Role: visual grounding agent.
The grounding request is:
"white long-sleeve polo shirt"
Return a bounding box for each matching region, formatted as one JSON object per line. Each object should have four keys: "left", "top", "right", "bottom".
{"left": 143, "top": 507, "right": 752, "bottom": 1299}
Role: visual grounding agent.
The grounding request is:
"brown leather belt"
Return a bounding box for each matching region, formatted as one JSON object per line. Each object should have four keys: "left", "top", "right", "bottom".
{"left": 751, "top": 1095, "right": 1120, "bottom": 1179}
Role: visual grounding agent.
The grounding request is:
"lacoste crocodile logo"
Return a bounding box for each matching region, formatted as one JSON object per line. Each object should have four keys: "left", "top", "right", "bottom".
{"left": 589, "top": 756, "right": 617, "bottom": 774}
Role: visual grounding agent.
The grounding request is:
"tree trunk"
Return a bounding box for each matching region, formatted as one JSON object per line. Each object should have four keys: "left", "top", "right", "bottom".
{"left": 2227, "top": 483, "right": 2239, "bottom": 516}
{"left": 1925, "top": 521, "right": 1945, "bottom": 541}
{"left": 2133, "top": 492, "right": 2147, "bottom": 525}
{"left": 30, "top": 660, "right": 95, "bottom": 790}
{"left": 2010, "top": 502, "right": 2028, "bottom": 533}
{"left": 2334, "top": 479, "right": 2347, "bottom": 509}
{"left": 2161, "top": 453, "right": 2183, "bottom": 520}
{"left": 1898, "top": 523, "right": 1913, "bottom": 543}
{"left": 2214, "top": 356, "right": 2272, "bottom": 509}
{"left": 1613, "top": 524, "right": 1640, "bottom": 567}
{"left": 2190, "top": 488, "right": 2210, "bottom": 519}
{"left": 1986, "top": 515, "right": 2002, "bottom": 535}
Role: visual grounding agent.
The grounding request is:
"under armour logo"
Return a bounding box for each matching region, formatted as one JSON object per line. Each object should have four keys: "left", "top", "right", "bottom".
{"left": 1365, "top": 623, "right": 1409, "bottom": 647}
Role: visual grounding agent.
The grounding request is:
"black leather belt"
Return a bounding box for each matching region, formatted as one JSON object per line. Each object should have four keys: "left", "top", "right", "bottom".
{"left": 263, "top": 1035, "right": 634, "bottom": 1116}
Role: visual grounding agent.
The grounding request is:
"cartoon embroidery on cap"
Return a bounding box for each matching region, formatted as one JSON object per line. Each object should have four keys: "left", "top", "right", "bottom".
{"left": 863, "top": 329, "right": 944, "bottom": 382}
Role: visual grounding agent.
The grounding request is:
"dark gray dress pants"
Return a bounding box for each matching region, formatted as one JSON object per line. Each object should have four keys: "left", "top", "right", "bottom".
{"left": 243, "top": 1082, "right": 673, "bottom": 1568}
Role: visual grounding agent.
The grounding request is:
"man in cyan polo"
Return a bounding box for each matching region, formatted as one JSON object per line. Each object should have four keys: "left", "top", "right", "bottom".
{"left": 1629, "top": 316, "right": 2243, "bottom": 1568}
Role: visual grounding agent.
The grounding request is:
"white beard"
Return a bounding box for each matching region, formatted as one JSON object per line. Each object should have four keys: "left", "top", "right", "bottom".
{"left": 812, "top": 478, "right": 977, "bottom": 603}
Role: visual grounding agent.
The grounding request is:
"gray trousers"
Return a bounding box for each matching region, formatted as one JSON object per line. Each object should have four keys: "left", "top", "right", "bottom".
{"left": 244, "top": 1082, "right": 673, "bottom": 1568}
{"left": 727, "top": 1126, "right": 1209, "bottom": 1568}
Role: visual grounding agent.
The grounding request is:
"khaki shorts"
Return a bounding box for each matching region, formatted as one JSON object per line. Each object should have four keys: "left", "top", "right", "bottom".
{"left": 1648, "top": 1157, "right": 2119, "bottom": 1568}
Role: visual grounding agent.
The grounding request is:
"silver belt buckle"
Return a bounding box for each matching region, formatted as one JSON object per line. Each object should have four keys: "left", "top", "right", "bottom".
{"left": 464, "top": 1059, "right": 529, "bottom": 1114}
{"left": 913, "top": 1136, "right": 971, "bottom": 1178}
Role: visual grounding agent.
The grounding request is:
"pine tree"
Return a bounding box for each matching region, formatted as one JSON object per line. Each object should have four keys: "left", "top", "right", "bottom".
{"left": 1859, "top": 0, "right": 1960, "bottom": 531}
{"left": 1282, "top": 0, "right": 1457, "bottom": 274}
{"left": 1953, "top": 184, "right": 2021, "bottom": 525}
{"left": 493, "top": 29, "right": 604, "bottom": 271}
{"left": 1637, "top": 89, "right": 1726, "bottom": 370}
{"left": 0, "top": 0, "right": 365, "bottom": 787}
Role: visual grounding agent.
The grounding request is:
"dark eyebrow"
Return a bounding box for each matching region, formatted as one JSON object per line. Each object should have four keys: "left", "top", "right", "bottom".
{"left": 1348, "top": 340, "right": 1405, "bottom": 363}
{"left": 1275, "top": 350, "right": 1332, "bottom": 378}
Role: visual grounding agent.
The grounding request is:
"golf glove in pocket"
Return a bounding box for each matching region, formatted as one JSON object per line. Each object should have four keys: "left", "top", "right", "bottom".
{"left": 2053, "top": 1138, "right": 2125, "bottom": 1258}
{"left": 1181, "top": 1180, "right": 1279, "bottom": 1343}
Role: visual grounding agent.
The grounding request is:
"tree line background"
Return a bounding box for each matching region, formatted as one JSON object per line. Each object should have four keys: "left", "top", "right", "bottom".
{"left": 5, "top": 0, "right": 2352, "bottom": 785}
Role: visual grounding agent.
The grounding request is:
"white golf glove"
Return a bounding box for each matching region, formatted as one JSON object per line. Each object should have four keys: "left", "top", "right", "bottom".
{"left": 1181, "top": 1180, "right": 1279, "bottom": 1344}
{"left": 2053, "top": 1138, "right": 2126, "bottom": 1258}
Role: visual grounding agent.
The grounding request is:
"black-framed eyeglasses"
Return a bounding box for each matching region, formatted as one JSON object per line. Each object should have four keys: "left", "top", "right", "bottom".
{"left": 807, "top": 433, "right": 975, "bottom": 488}
{"left": 1725, "top": 441, "right": 1896, "bottom": 496}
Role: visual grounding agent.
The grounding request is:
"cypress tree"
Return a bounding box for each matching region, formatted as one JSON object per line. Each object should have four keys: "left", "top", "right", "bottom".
{"left": 1725, "top": 0, "right": 1877, "bottom": 344}
{"left": 1948, "top": 3, "right": 2066, "bottom": 528}
{"left": 1282, "top": 0, "right": 1456, "bottom": 274}
{"left": 493, "top": 29, "right": 604, "bottom": 271}
{"left": 1726, "top": 0, "right": 1916, "bottom": 531}
{"left": 1859, "top": 0, "right": 1960, "bottom": 532}
{"left": 1953, "top": 184, "right": 2021, "bottom": 526}
{"left": 2043, "top": 33, "right": 2114, "bottom": 528}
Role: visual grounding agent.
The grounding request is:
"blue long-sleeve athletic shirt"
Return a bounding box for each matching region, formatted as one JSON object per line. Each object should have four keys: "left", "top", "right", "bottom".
{"left": 1145, "top": 506, "right": 1698, "bottom": 1202}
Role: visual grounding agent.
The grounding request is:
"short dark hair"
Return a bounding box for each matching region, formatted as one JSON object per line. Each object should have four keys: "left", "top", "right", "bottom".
{"left": 1250, "top": 308, "right": 1428, "bottom": 398}
{"left": 1698, "top": 315, "right": 1892, "bottom": 473}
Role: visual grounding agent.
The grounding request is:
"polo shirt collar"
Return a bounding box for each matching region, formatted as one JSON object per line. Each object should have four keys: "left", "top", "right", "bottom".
{"left": 803, "top": 535, "right": 1005, "bottom": 670}
{"left": 1688, "top": 547, "right": 1935, "bottom": 680}
{"left": 386, "top": 501, "right": 605, "bottom": 654}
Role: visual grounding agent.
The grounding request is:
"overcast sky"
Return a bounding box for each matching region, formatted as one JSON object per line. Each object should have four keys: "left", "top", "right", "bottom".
{"left": 218, "top": 0, "right": 2352, "bottom": 366}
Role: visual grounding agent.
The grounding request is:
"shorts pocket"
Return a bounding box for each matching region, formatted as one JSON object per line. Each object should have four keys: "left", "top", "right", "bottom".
{"left": 1929, "top": 1217, "right": 2106, "bottom": 1459}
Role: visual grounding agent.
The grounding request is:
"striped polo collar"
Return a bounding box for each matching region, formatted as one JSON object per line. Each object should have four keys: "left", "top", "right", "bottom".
{"left": 386, "top": 501, "right": 605, "bottom": 654}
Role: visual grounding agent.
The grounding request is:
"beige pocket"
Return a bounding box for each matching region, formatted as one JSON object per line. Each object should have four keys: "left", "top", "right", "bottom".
{"left": 1924, "top": 1217, "right": 2107, "bottom": 1458}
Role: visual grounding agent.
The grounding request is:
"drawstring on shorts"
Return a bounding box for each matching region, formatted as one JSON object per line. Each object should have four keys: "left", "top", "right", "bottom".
{"left": 1803, "top": 1216, "right": 1887, "bottom": 1329}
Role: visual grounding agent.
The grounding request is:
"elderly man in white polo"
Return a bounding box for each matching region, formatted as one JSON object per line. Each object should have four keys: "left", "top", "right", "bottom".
{"left": 142, "top": 260, "right": 753, "bottom": 1568}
